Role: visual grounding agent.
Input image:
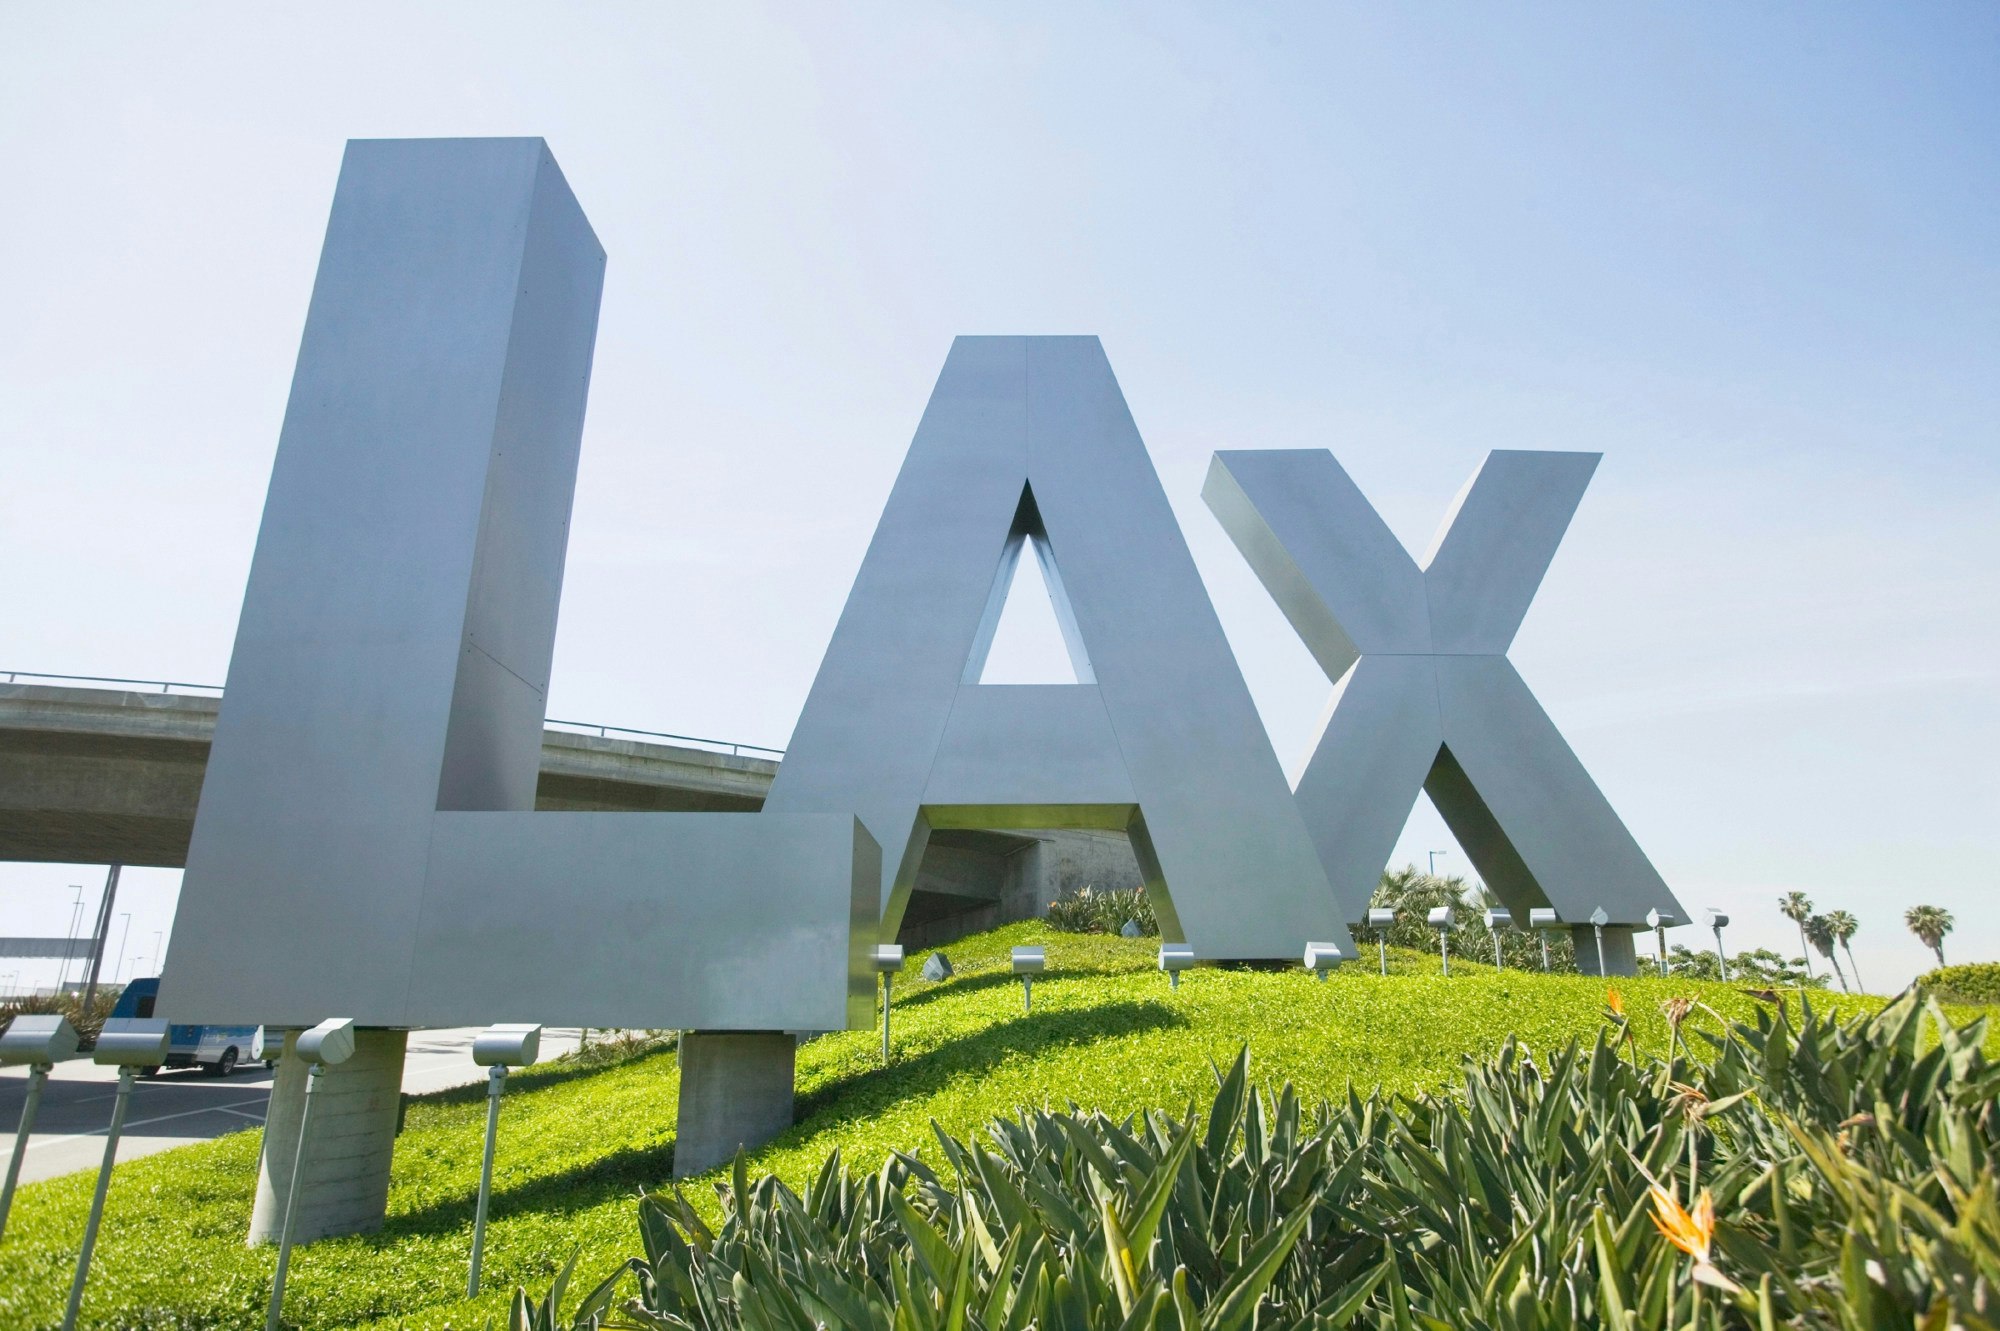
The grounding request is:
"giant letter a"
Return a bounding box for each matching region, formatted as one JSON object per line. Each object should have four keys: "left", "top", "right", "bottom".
{"left": 766, "top": 337, "right": 1348, "bottom": 960}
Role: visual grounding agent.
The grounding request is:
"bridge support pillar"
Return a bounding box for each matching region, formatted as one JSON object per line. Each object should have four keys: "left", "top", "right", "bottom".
{"left": 1571, "top": 924, "right": 1638, "bottom": 977}
{"left": 248, "top": 1028, "right": 406, "bottom": 1245}
{"left": 674, "top": 1031, "right": 795, "bottom": 1178}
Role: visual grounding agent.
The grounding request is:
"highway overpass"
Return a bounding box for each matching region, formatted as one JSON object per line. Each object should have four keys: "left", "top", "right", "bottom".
{"left": 0, "top": 678, "right": 1140, "bottom": 946}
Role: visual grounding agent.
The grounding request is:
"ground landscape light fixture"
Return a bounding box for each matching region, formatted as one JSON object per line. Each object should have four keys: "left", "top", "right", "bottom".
{"left": 466, "top": 1023, "right": 543, "bottom": 1298}
{"left": 1645, "top": 909, "right": 1676, "bottom": 976}
{"left": 1012, "top": 946, "right": 1045, "bottom": 1012}
{"left": 0, "top": 1014, "right": 80, "bottom": 1240}
{"left": 1529, "top": 908, "right": 1560, "bottom": 972}
{"left": 267, "top": 1017, "right": 356, "bottom": 1331}
{"left": 1366, "top": 907, "right": 1396, "bottom": 975}
{"left": 1589, "top": 907, "right": 1611, "bottom": 978}
{"left": 1158, "top": 943, "right": 1196, "bottom": 989}
{"left": 62, "top": 1017, "right": 169, "bottom": 1331}
{"left": 871, "top": 944, "right": 905, "bottom": 1063}
{"left": 1304, "top": 942, "right": 1344, "bottom": 980}
{"left": 1428, "top": 906, "right": 1456, "bottom": 976}
{"left": 1705, "top": 909, "right": 1731, "bottom": 981}
{"left": 1485, "top": 907, "right": 1514, "bottom": 969}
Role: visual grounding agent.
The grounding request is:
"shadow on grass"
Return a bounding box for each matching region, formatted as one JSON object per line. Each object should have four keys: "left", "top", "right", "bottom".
{"left": 376, "top": 1136, "right": 678, "bottom": 1243}
{"left": 892, "top": 964, "right": 1148, "bottom": 1013}
{"left": 891, "top": 970, "right": 1034, "bottom": 1011}
{"left": 794, "top": 997, "right": 1185, "bottom": 1130}
{"left": 410, "top": 1042, "right": 677, "bottom": 1111}
{"left": 370, "top": 998, "right": 1178, "bottom": 1243}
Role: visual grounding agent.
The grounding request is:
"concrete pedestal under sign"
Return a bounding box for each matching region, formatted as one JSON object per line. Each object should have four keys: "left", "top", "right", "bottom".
{"left": 674, "top": 1031, "right": 796, "bottom": 1178}
{"left": 248, "top": 1029, "right": 407, "bottom": 1244}
{"left": 1571, "top": 924, "right": 1638, "bottom": 977}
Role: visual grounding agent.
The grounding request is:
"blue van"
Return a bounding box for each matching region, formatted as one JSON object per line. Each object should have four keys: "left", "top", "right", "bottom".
{"left": 108, "top": 978, "right": 266, "bottom": 1077}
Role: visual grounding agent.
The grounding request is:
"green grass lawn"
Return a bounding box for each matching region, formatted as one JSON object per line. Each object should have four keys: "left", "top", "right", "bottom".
{"left": 0, "top": 922, "right": 1983, "bottom": 1329}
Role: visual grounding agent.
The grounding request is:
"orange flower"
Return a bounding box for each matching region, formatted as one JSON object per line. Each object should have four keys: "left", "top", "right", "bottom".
{"left": 1649, "top": 1183, "right": 1740, "bottom": 1289}
{"left": 1606, "top": 988, "right": 1625, "bottom": 1017}
{"left": 1649, "top": 1184, "right": 1713, "bottom": 1263}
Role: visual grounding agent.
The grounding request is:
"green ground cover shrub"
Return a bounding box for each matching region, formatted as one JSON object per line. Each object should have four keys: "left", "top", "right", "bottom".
{"left": 1920, "top": 960, "right": 2000, "bottom": 1005}
{"left": 1654, "top": 946, "right": 1820, "bottom": 988}
{"left": 0, "top": 924, "right": 1983, "bottom": 1329}
{"left": 545, "top": 990, "right": 1999, "bottom": 1330}
{"left": 1363, "top": 867, "right": 1574, "bottom": 974}
{"left": 1045, "top": 885, "right": 1158, "bottom": 937}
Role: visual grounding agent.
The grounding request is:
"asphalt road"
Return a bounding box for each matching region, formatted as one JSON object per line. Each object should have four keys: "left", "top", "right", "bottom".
{"left": 0, "top": 1026, "right": 584, "bottom": 1185}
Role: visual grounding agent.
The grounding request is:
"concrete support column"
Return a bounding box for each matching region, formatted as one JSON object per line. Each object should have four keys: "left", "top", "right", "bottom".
{"left": 674, "top": 1031, "right": 795, "bottom": 1178}
{"left": 248, "top": 1028, "right": 406, "bottom": 1245}
{"left": 1571, "top": 924, "right": 1638, "bottom": 977}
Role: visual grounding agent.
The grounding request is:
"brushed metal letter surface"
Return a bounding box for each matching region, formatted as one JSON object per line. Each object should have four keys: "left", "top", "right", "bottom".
{"left": 767, "top": 337, "right": 1350, "bottom": 961}
{"left": 162, "top": 139, "right": 873, "bottom": 1031}
{"left": 1204, "top": 448, "right": 1685, "bottom": 928}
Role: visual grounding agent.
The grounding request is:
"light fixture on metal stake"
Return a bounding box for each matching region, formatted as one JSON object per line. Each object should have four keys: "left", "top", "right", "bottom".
{"left": 61, "top": 1017, "right": 168, "bottom": 1331}
{"left": 1012, "top": 947, "right": 1044, "bottom": 1011}
{"left": 1588, "top": 907, "right": 1610, "bottom": 977}
{"left": 871, "top": 945, "right": 904, "bottom": 1063}
{"left": 1529, "top": 909, "right": 1559, "bottom": 971}
{"left": 1303, "top": 942, "right": 1343, "bottom": 980}
{"left": 467, "top": 1023, "right": 541, "bottom": 1298}
{"left": 0, "top": 1014, "right": 79, "bottom": 1240}
{"left": 1365, "top": 907, "right": 1395, "bottom": 975}
{"left": 1705, "top": 909, "right": 1730, "bottom": 981}
{"left": 1645, "top": 909, "right": 1675, "bottom": 976}
{"left": 1158, "top": 944, "right": 1194, "bottom": 989}
{"left": 266, "top": 1018, "right": 355, "bottom": 1331}
{"left": 1428, "top": 906, "right": 1455, "bottom": 976}
{"left": 1485, "top": 907, "right": 1512, "bottom": 969}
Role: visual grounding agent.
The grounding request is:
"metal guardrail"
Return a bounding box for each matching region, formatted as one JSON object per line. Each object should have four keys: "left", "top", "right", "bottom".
{"left": 3, "top": 669, "right": 222, "bottom": 695}
{"left": 542, "top": 719, "right": 784, "bottom": 760}
{"left": 1, "top": 670, "right": 785, "bottom": 760}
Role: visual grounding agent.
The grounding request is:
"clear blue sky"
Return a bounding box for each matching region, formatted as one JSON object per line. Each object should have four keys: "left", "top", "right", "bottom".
{"left": 2, "top": 4, "right": 1994, "bottom": 993}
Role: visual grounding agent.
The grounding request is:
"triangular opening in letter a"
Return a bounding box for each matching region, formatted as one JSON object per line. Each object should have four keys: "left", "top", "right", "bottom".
{"left": 965, "top": 484, "right": 1096, "bottom": 685}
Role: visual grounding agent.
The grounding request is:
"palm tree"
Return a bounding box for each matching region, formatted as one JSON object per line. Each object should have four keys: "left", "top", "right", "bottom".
{"left": 1904, "top": 905, "right": 1954, "bottom": 968}
{"left": 1805, "top": 915, "right": 1848, "bottom": 991}
{"left": 1778, "top": 892, "right": 1816, "bottom": 978}
{"left": 1825, "top": 910, "right": 1862, "bottom": 992}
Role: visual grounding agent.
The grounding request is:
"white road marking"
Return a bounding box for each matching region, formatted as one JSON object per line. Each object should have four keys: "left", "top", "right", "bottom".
{"left": 26, "top": 1098, "right": 268, "bottom": 1150}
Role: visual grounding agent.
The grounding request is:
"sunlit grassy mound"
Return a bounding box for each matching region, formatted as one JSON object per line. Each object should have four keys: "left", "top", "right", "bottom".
{"left": 0, "top": 922, "right": 1979, "bottom": 1329}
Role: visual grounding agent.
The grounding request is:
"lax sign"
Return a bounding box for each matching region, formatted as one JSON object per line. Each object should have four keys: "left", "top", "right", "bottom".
{"left": 163, "top": 139, "right": 1679, "bottom": 1033}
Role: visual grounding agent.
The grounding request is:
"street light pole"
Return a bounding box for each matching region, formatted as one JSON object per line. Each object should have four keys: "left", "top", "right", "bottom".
{"left": 79, "top": 865, "right": 121, "bottom": 1016}
{"left": 1427, "top": 850, "right": 1447, "bottom": 877}
{"left": 55, "top": 885, "right": 84, "bottom": 994}
{"left": 111, "top": 914, "right": 132, "bottom": 985}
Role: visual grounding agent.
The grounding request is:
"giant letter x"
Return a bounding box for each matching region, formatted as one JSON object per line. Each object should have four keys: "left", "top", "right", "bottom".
{"left": 1204, "top": 449, "right": 1685, "bottom": 929}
